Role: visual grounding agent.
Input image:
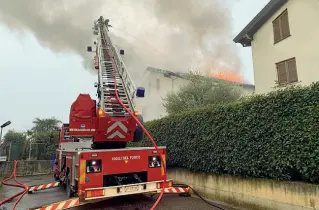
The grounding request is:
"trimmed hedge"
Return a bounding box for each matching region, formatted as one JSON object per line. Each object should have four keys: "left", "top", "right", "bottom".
{"left": 133, "top": 82, "right": 319, "bottom": 183}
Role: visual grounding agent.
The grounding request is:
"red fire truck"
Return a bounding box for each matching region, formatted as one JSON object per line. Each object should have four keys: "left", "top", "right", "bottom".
{"left": 45, "top": 16, "right": 185, "bottom": 209}
{"left": 54, "top": 122, "right": 171, "bottom": 200}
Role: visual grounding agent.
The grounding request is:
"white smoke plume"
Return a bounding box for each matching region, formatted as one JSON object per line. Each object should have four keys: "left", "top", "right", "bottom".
{"left": 0, "top": 0, "right": 241, "bottom": 81}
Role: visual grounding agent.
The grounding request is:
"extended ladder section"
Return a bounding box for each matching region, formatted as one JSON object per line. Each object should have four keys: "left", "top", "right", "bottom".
{"left": 94, "top": 16, "right": 137, "bottom": 117}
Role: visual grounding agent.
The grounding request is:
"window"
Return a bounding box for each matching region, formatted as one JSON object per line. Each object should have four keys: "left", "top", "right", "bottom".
{"left": 273, "top": 9, "right": 291, "bottom": 43}
{"left": 156, "top": 79, "right": 160, "bottom": 90}
{"left": 276, "top": 57, "right": 298, "bottom": 85}
{"left": 86, "top": 159, "right": 102, "bottom": 173}
{"left": 148, "top": 156, "right": 161, "bottom": 168}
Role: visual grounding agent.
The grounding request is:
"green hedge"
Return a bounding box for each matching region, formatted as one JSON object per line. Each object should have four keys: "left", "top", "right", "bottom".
{"left": 133, "top": 82, "right": 319, "bottom": 183}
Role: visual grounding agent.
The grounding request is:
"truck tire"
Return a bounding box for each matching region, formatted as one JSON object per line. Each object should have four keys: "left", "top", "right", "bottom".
{"left": 54, "top": 173, "right": 59, "bottom": 181}
{"left": 133, "top": 114, "right": 144, "bottom": 142}
{"left": 66, "top": 174, "right": 74, "bottom": 198}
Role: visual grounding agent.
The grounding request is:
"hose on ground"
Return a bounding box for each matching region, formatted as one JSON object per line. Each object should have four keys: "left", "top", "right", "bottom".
{"left": 172, "top": 184, "right": 226, "bottom": 210}
{"left": 0, "top": 160, "right": 29, "bottom": 210}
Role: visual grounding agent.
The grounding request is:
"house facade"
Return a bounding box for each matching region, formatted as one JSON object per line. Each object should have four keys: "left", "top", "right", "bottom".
{"left": 135, "top": 67, "right": 255, "bottom": 122}
{"left": 234, "top": 0, "right": 319, "bottom": 94}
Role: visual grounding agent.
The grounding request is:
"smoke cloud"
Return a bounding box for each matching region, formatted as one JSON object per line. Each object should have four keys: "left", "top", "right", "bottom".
{"left": 0, "top": 0, "right": 241, "bottom": 81}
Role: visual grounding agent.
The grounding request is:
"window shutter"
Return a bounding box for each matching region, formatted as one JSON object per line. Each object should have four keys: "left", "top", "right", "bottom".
{"left": 273, "top": 19, "right": 281, "bottom": 43}
{"left": 280, "top": 11, "right": 290, "bottom": 39}
{"left": 276, "top": 62, "right": 287, "bottom": 84}
{"left": 287, "top": 58, "right": 298, "bottom": 83}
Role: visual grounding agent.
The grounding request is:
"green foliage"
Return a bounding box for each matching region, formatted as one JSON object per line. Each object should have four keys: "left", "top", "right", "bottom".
{"left": 162, "top": 72, "right": 242, "bottom": 115}
{"left": 27, "top": 117, "right": 61, "bottom": 160}
{"left": 3, "top": 130, "right": 26, "bottom": 145}
{"left": 133, "top": 82, "right": 319, "bottom": 183}
{"left": 3, "top": 130, "right": 28, "bottom": 160}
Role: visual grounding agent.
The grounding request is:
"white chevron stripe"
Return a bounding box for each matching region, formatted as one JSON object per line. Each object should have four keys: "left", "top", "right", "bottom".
{"left": 57, "top": 201, "right": 65, "bottom": 209}
{"left": 44, "top": 205, "right": 53, "bottom": 210}
{"left": 69, "top": 199, "right": 78, "bottom": 207}
{"left": 108, "top": 131, "right": 125, "bottom": 138}
{"left": 107, "top": 121, "right": 127, "bottom": 133}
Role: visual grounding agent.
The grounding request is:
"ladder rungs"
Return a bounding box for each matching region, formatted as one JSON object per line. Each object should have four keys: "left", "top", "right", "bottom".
{"left": 105, "top": 112, "right": 130, "bottom": 117}
{"left": 104, "top": 88, "right": 125, "bottom": 93}
{"left": 104, "top": 97, "right": 128, "bottom": 101}
{"left": 104, "top": 102, "right": 129, "bottom": 107}
{"left": 105, "top": 108, "right": 127, "bottom": 112}
{"left": 104, "top": 93, "right": 127, "bottom": 97}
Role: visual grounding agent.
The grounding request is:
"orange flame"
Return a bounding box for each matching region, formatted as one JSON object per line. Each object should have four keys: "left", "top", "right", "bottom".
{"left": 210, "top": 71, "right": 244, "bottom": 83}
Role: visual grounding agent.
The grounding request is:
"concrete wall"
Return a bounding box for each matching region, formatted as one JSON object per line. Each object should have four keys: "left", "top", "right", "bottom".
{"left": 168, "top": 168, "right": 319, "bottom": 210}
{"left": 0, "top": 160, "right": 54, "bottom": 177}
{"left": 251, "top": 0, "right": 319, "bottom": 94}
{"left": 2, "top": 160, "right": 318, "bottom": 210}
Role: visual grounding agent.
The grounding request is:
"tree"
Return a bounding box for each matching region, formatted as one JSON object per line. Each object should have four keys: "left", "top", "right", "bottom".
{"left": 2, "top": 130, "right": 28, "bottom": 160}
{"left": 28, "top": 117, "right": 61, "bottom": 160}
{"left": 163, "top": 72, "right": 242, "bottom": 115}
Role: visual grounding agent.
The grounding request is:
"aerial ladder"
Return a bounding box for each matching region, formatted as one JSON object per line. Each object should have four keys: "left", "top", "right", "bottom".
{"left": 67, "top": 16, "right": 145, "bottom": 150}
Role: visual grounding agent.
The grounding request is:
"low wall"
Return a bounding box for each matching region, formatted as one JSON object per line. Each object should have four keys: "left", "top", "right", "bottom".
{"left": 1, "top": 161, "right": 318, "bottom": 210}
{"left": 168, "top": 168, "right": 319, "bottom": 210}
{"left": 0, "top": 160, "right": 54, "bottom": 177}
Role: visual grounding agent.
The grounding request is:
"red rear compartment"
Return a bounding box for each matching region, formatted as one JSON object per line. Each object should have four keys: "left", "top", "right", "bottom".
{"left": 69, "top": 94, "right": 97, "bottom": 136}
{"left": 78, "top": 147, "right": 166, "bottom": 191}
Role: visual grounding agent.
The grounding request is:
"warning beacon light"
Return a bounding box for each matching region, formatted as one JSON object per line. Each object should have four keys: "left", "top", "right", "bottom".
{"left": 136, "top": 87, "right": 145, "bottom": 98}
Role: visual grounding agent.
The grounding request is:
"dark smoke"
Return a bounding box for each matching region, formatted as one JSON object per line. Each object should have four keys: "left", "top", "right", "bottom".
{"left": 0, "top": 0, "right": 241, "bottom": 79}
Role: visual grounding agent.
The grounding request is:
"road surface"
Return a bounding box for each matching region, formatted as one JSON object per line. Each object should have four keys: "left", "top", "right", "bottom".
{"left": 0, "top": 175, "right": 234, "bottom": 210}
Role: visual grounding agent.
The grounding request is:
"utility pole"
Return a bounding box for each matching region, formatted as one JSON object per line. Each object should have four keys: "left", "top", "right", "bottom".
{"left": 0, "top": 121, "right": 11, "bottom": 159}
{"left": 0, "top": 120, "right": 11, "bottom": 143}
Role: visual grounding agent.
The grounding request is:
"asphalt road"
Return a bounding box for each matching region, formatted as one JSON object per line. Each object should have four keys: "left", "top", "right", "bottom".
{"left": 0, "top": 175, "right": 234, "bottom": 210}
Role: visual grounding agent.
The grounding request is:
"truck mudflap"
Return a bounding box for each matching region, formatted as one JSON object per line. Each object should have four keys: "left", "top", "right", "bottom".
{"left": 28, "top": 181, "right": 60, "bottom": 193}
{"left": 27, "top": 198, "right": 80, "bottom": 210}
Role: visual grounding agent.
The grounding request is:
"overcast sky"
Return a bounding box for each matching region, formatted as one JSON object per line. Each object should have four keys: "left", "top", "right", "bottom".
{"left": 0, "top": 0, "right": 269, "bottom": 135}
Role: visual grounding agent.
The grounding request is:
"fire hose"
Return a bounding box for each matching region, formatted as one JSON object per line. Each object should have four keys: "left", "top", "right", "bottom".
{"left": 106, "top": 33, "right": 227, "bottom": 210}
{"left": 0, "top": 160, "right": 29, "bottom": 210}
{"left": 107, "top": 47, "right": 167, "bottom": 210}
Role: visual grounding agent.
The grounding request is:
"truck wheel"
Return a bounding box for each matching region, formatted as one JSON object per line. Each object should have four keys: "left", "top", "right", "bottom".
{"left": 66, "top": 174, "right": 74, "bottom": 198}
{"left": 133, "top": 114, "right": 144, "bottom": 142}
{"left": 54, "top": 173, "right": 59, "bottom": 181}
